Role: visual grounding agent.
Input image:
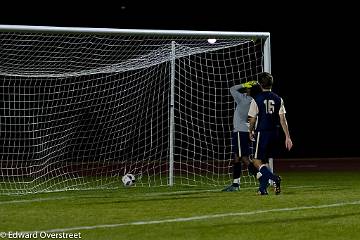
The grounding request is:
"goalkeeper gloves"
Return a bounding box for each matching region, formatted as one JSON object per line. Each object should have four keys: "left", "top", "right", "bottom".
{"left": 243, "top": 80, "right": 258, "bottom": 89}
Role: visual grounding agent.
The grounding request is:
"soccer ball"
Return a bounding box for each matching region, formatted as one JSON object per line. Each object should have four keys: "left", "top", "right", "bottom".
{"left": 122, "top": 173, "right": 136, "bottom": 187}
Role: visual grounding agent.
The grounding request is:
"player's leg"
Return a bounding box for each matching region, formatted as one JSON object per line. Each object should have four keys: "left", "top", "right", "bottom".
{"left": 242, "top": 155, "right": 258, "bottom": 177}
{"left": 247, "top": 160, "right": 258, "bottom": 176}
{"left": 236, "top": 131, "right": 253, "bottom": 182}
{"left": 242, "top": 137, "right": 258, "bottom": 176}
{"left": 234, "top": 131, "right": 254, "bottom": 188}
{"left": 267, "top": 131, "right": 282, "bottom": 194}
{"left": 253, "top": 131, "right": 269, "bottom": 195}
{"left": 267, "top": 158, "right": 274, "bottom": 186}
{"left": 253, "top": 131, "right": 281, "bottom": 195}
{"left": 256, "top": 131, "right": 282, "bottom": 194}
{"left": 222, "top": 131, "right": 241, "bottom": 191}
{"left": 231, "top": 131, "right": 245, "bottom": 189}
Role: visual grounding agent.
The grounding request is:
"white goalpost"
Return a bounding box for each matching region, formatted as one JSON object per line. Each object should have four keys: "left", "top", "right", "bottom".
{"left": 0, "top": 25, "right": 271, "bottom": 194}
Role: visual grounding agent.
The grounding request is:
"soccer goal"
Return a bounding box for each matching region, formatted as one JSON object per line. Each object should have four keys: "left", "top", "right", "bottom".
{"left": 0, "top": 25, "right": 271, "bottom": 194}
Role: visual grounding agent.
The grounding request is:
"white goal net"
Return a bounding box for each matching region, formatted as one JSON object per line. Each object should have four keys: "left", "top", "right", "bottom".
{"left": 0, "top": 25, "right": 270, "bottom": 194}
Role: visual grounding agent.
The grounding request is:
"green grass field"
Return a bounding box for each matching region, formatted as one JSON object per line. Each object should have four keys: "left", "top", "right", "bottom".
{"left": 1, "top": 171, "right": 360, "bottom": 240}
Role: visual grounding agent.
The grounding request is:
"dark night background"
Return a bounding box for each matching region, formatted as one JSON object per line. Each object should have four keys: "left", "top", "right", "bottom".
{"left": 0, "top": 1, "right": 358, "bottom": 159}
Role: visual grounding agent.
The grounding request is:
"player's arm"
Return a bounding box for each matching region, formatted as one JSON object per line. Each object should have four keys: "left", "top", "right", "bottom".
{"left": 230, "top": 84, "right": 243, "bottom": 95}
{"left": 248, "top": 99, "right": 258, "bottom": 140}
{"left": 230, "top": 81, "right": 257, "bottom": 102}
{"left": 248, "top": 116, "right": 256, "bottom": 141}
{"left": 279, "top": 114, "right": 293, "bottom": 150}
{"left": 279, "top": 98, "right": 293, "bottom": 150}
{"left": 230, "top": 85, "right": 247, "bottom": 104}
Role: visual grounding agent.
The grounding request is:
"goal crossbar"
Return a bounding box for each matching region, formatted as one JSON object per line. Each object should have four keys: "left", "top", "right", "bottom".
{"left": 0, "top": 24, "right": 270, "bottom": 38}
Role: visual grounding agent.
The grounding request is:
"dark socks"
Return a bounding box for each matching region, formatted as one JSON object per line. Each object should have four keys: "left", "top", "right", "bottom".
{"left": 259, "top": 166, "right": 277, "bottom": 181}
{"left": 233, "top": 162, "right": 241, "bottom": 179}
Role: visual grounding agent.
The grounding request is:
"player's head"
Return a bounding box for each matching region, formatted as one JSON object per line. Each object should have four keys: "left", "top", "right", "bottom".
{"left": 258, "top": 72, "right": 273, "bottom": 90}
{"left": 238, "top": 87, "right": 248, "bottom": 94}
{"left": 242, "top": 87, "right": 253, "bottom": 96}
{"left": 249, "top": 83, "right": 262, "bottom": 98}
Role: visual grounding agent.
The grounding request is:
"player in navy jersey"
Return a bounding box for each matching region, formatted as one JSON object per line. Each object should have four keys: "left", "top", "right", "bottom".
{"left": 222, "top": 81, "right": 261, "bottom": 192}
{"left": 248, "top": 72, "right": 293, "bottom": 195}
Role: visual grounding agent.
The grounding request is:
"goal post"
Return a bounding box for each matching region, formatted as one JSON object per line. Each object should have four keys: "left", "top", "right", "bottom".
{"left": 0, "top": 25, "right": 271, "bottom": 194}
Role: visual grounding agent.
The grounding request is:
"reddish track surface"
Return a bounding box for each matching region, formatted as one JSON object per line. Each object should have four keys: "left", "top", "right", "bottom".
{"left": 275, "top": 158, "right": 360, "bottom": 171}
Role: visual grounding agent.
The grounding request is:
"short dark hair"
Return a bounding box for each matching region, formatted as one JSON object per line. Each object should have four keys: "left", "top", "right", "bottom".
{"left": 250, "top": 84, "right": 262, "bottom": 98}
{"left": 258, "top": 72, "right": 273, "bottom": 89}
{"left": 238, "top": 87, "right": 247, "bottom": 94}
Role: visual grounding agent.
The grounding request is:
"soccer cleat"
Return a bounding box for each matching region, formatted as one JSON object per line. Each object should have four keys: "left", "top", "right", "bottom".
{"left": 256, "top": 187, "right": 269, "bottom": 195}
{"left": 274, "top": 176, "right": 282, "bottom": 195}
{"left": 257, "top": 190, "right": 269, "bottom": 195}
{"left": 257, "top": 187, "right": 269, "bottom": 195}
{"left": 221, "top": 185, "right": 240, "bottom": 192}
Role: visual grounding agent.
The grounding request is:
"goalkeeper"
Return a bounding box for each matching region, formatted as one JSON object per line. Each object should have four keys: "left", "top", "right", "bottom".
{"left": 222, "top": 80, "right": 261, "bottom": 192}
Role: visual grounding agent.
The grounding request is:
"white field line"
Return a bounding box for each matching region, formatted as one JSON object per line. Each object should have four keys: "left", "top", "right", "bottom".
{"left": 0, "top": 184, "right": 331, "bottom": 205}
{"left": 28, "top": 200, "right": 360, "bottom": 233}
{"left": 0, "top": 196, "right": 74, "bottom": 205}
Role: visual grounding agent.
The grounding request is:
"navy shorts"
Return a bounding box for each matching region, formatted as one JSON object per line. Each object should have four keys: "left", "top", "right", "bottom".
{"left": 254, "top": 130, "right": 280, "bottom": 163}
{"left": 232, "top": 131, "right": 251, "bottom": 158}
